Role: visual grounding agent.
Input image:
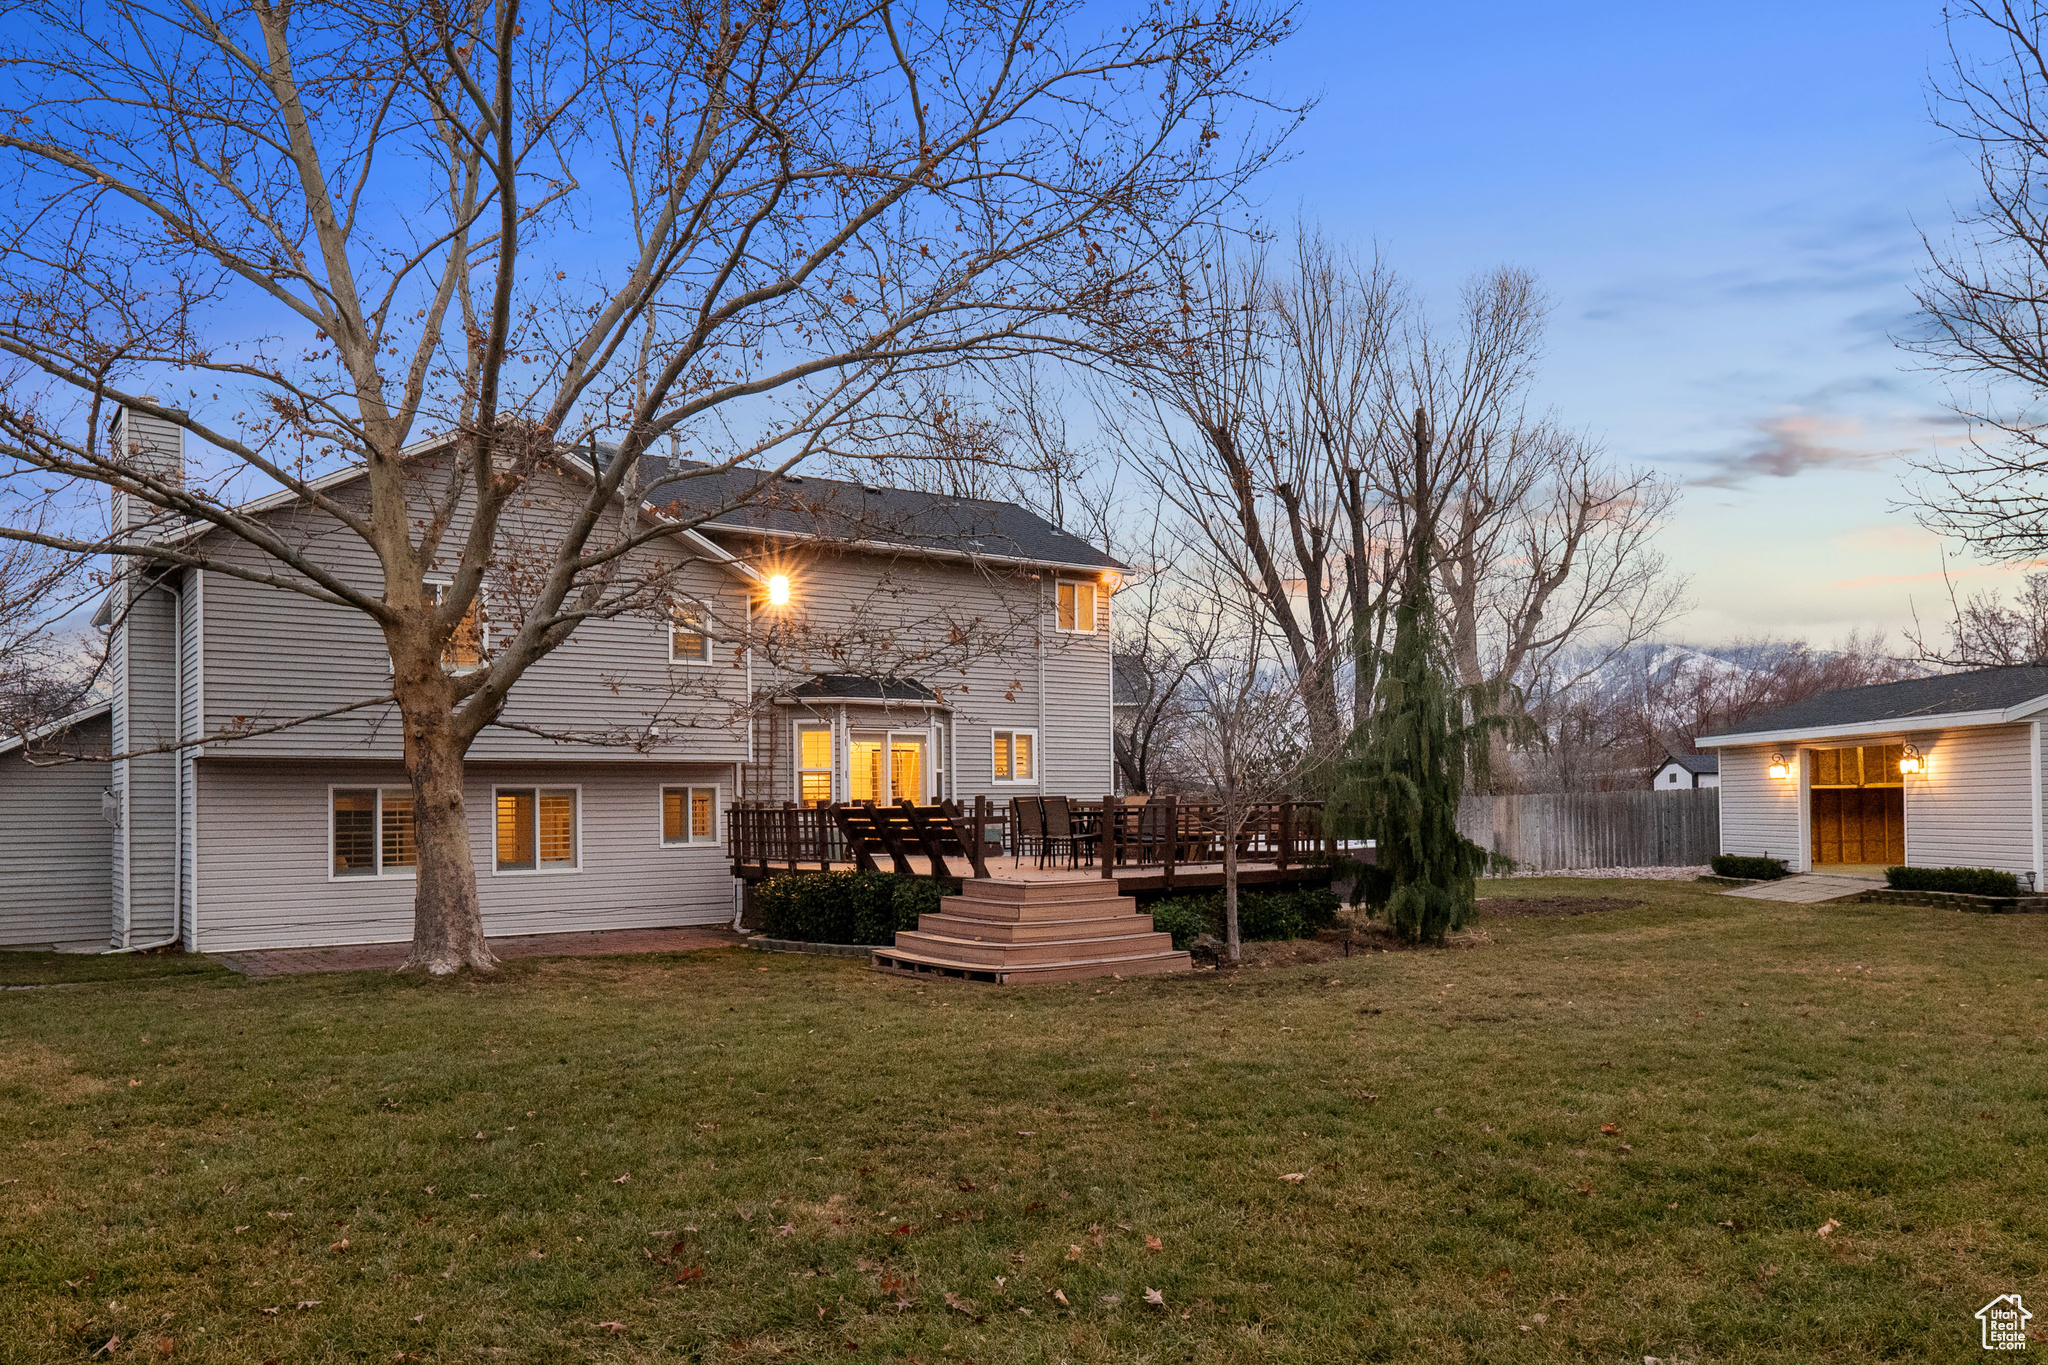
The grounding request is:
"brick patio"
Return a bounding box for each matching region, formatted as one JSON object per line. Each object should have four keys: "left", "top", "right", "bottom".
{"left": 215, "top": 925, "right": 746, "bottom": 978}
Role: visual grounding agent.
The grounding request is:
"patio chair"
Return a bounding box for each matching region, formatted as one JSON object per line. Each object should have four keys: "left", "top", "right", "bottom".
{"left": 1010, "top": 795, "right": 1045, "bottom": 868}
{"left": 1040, "top": 795, "right": 1100, "bottom": 869}
{"left": 1133, "top": 798, "right": 1176, "bottom": 866}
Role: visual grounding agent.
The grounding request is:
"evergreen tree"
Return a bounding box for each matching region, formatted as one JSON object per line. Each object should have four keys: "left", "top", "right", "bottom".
{"left": 1334, "top": 410, "right": 1509, "bottom": 944}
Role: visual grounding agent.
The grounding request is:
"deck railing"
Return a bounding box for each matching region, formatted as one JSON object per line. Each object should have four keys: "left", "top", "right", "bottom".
{"left": 728, "top": 795, "right": 1333, "bottom": 883}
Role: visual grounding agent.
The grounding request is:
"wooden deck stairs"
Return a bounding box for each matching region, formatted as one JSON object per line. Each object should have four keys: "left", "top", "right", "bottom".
{"left": 872, "top": 875, "right": 1192, "bottom": 984}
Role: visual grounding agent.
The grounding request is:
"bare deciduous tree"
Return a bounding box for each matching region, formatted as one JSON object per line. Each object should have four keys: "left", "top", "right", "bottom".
{"left": 0, "top": 0, "right": 1298, "bottom": 971}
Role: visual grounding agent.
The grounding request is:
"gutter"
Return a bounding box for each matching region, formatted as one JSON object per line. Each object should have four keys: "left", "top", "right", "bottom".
{"left": 1696, "top": 705, "right": 2038, "bottom": 748}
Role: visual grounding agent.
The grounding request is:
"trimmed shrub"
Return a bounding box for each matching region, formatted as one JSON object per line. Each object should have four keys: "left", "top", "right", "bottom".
{"left": 1884, "top": 865, "right": 2021, "bottom": 898}
{"left": 1710, "top": 854, "right": 1790, "bottom": 881}
{"left": 755, "top": 871, "right": 951, "bottom": 945}
{"left": 1139, "top": 886, "right": 1341, "bottom": 946}
{"left": 1145, "top": 897, "right": 1211, "bottom": 950}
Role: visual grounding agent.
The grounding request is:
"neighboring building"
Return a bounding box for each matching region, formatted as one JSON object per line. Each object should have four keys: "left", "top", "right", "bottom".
{"left": 0, "top": 410, "right": 1120, "bottom": 952}
{"left": 1696, "top": 665, "right": 2048, "bottom": 881}
{"left": 1651, "top": 752, "right": 1719, "bottom": 790}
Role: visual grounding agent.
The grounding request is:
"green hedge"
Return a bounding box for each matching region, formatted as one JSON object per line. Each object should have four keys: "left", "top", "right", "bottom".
{"left": 755, "top": 871, "right": 950, "bottom": 945}
{"left": 1710, "top": 854, "right": 1790, "bottom": 881}
{"left": 1142, "top": 886, "right": 1342, "bottom": 949}
{"left": 1884, "top": 865, "right": 2021, "bottom": 898}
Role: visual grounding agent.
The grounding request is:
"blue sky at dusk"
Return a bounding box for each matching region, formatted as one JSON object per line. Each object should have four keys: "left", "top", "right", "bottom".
{"left": 1256, "top": 1, "right": 1991, "bottom": 645}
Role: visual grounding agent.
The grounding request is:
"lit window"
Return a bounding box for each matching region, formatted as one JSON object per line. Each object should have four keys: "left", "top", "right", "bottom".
{"left": 1055, "top": 580, "right": 1097, "bottom": 633}
{"left": 425, "top": 579, "right": 488, "bottom": 670}
{"left": 670, "top": 601, "right": 711, "bottom": 664}
{"left": 495, "top": 787, "right": 578, "bottom": 872}
{"left": 332, "top": 787, "right": 417, "bottom": 877}
{"left": 797, "top": 725, "right": 833, "bottom": 806}
{"left": 662, "top": 786, "right": 721, "bottom": 845}
{"left": 992, "top": 730, "right": 1035, "bottom": 782}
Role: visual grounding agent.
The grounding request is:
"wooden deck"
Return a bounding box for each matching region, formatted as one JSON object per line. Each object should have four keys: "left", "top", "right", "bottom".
{"left": 727, "top": 796, "right": 1358, "bottom": 894}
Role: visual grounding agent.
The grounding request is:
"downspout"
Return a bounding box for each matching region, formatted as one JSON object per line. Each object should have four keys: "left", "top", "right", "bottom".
{"left": 2033, "top": 721, "right": 2043, "bottom": 893}
{"left": 1036, "top": 575, "right": 1047, "bottom": 794}
{"left": 106, "top": 574, "right": 184, "bottom": 955}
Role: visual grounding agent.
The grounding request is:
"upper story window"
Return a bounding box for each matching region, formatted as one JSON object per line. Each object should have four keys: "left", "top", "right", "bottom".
{"left": 670, "top": 600, "right": 711, "bottom": 664}
{"left": 424, "top": 578, "right": 488, "bottom": 671}
{"left": 331, "top": 787, "right": 417, "bottom": 878}
{"left": 1055, "top": 579, "right": 1098, "bottom": 633}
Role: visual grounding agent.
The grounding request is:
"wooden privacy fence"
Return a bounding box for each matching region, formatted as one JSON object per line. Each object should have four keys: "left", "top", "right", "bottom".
{"left": 1458, "top": 788, "right": 1720, "bottom": 871}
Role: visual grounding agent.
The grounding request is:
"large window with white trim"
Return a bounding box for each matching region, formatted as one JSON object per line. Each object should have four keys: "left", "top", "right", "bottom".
{"left": 992, "top": 729, "right": 1036, "bottom": 783}
{"left": 670, "top": 600, "right": 711, "bottom": 664}
{"left": 331, "top": 787, "right": 417, "bottom": 877}
{"left": 495, "top": 787, "right": 579, "bottom": 872}
{"left": 796, "top": 725, "right": 834, "bottom": 806}
{"left": 662, "top": 786, "right": 720, "bottom": 845}
{"left": 1055, "top": 579, "right": 1098, "bottom": 633}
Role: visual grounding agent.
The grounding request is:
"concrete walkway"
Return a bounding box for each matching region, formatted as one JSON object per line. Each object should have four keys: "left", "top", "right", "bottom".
{"left": 216, "top": 925, "right": 745, "bottom": 978}
{"left": 1722, "top": 872, "right": 1882, "bottom": 904}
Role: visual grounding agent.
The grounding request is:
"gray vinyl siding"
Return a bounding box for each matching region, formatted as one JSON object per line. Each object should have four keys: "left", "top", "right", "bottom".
{"left": 1902, "top": 724, "right": 2035, "bottom": 876}
{"left": 193, "top": 759, "right": 738, "bottom": 952}
{"left": 0, "top": 713, "right": 114, "bottom": 947}
{"left": 179, "top": 574, "right": 202, "bottom": 948}
{"left": 1717, "top": 743, "right": 1803, "bottom": 866}
{"left": 195, "top": 464, "right": 751, "bottom": 765}
{"left": 732, "top": 545, "right": 1113, "bottom": 805}
{"left": 119, "top": 579, "right": 181, "bottom": 944}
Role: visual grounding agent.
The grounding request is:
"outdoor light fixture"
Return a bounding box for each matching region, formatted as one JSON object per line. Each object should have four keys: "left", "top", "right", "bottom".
{"left": 1899, "top": 744, "right": 1923, "bottom": 775}
{"left": 1767, "top": 753, "right": 1789, "bottom": 780}
{"left": 1100, "top": 570, "right": 1123, "bottom": 592}
{"left": 767, "top": 574, "right": 791, "bottom": 607}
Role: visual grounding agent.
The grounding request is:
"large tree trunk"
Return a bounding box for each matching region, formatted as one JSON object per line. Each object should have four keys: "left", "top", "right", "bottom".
{"left": 400, "top": 706, "right": 496, "bottom": 975}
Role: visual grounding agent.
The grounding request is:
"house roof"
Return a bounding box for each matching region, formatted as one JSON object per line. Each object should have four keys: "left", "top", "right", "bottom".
{"left": 0, "top": 700, "right": 112, "bottom": 757}
{"left": 784, "top": 674, "right": 940, "bottom": 704}
{"left": 1696, "top": 665, "right": 2048, "bottom": 746}
{"left": 636, "top": 456, "right": 1123, "bottom": 573}
{"left": 1660, "top": 752, "right": 1719, "bottom": 775}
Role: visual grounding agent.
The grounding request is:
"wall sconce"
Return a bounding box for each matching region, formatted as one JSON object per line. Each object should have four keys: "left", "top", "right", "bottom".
{"left": 1099, "top": 570, "right": 1123, "bottom": 592}
{"left": 1899, "top": 744, "right": 1923, "bottom": 775}
{"left": 766, "top": 574, "right": 791, "bottom": 607}
{"left": 1767, "top": 753, "right": 1789, "bottom": 780}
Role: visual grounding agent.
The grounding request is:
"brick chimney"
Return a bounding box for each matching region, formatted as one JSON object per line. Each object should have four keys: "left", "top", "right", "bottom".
{"left": 110, "top": 402, "right": 185, "bottom": 533}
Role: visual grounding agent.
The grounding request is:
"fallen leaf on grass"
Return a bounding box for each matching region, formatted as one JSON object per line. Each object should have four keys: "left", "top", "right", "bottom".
{"left": 595, "top": 1321, "right": 627, "bottom": 1332}
{"left": 889, "top": 1224, "right": 914, "bottom": 1237}
{"left": 1145, "top": 1235, "right": 1163, "bottom": 1252}
{"left": 1279, "top": 1173, "right": 1306, "bottom": 1183}
{"left": 1051, "top": 1289, "right": 1069, "bottom": 1306}
{"left": 90, "top": 1337, "right": 119, "bottom": 1359}
{"left": 1144, "top": 1288, "right": 1165, "bottom": 1307}
{"left": 943, "top": 1291, "right": 979, "bottom": 1318}
{"left": 1817, "top": 1218, "right": 1840, "bottom": 1237}
{"left": 328, "top": 1238, "right": 349, "bottom": 1253}
{"left": 153, "top": 1338, "right": 173, "bottom": 1358}
{"left": 612, "top": 1173, "right": 631, "bottom": 1184}
{"left": 1065, "top": 1244, "right": 1083, "bottom": 1261}
{"left": 1599, "top": 1123, "right": 1621, "bottom": 1136}
{"left": 674, "top": 1267, "right": 704, "bottom": 1283}
{"left": 295, "top": 1301, "right": 320, "bottom": 1310}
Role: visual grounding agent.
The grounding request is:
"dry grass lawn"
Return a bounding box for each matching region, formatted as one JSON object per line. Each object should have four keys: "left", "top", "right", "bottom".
{"left": 1, "top": 877, "right": 2044, "bottom": 1363}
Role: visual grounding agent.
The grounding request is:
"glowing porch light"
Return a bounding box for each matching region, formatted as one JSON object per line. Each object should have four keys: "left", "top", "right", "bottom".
{"left": 1767, "top": 754, "right": 1789, "bottom": 780}
{"left": 1899, "top": 746, "right": 1923, "bottom": 775}
{"left": 767, "top": 574, "right": 791, "bottom": 607}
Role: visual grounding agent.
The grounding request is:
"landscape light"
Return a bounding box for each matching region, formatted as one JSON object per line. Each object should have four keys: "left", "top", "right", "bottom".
{"left": 1767, "top": 753, "right": 1789, "bottom": 780}
{"left": 1899, "top": 745, "right": 1923, "bottom": 775}
{"left": 767, "top": 574, "right": 791, "bottom": 607}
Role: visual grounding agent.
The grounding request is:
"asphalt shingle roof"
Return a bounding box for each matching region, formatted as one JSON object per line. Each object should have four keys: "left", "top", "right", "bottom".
{"left": 1701, "top": 665, "right": 2048, "bottom": 741}
{"left": 1663, "top": 752, "right": 1720, "bottom": 774}
{"left": 626, "top": 454, "right": 1121, "bottom": 571}
{"left": 784, "top": 674, "right": 939, "bottom": 703}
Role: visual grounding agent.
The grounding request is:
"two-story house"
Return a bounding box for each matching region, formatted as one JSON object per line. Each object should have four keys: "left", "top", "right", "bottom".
{"left": 0, "top": 407, "right": 1120, "bottom": 954}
